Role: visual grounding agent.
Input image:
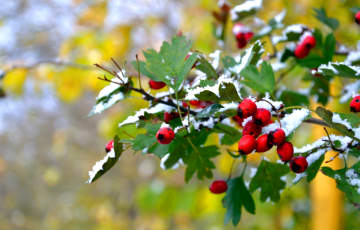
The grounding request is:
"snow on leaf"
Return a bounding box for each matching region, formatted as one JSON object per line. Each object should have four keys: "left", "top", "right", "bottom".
{"left": 314, "top": 62, "right": 360, "bottom": 79}
{"left": 340, "top": 81, "right": 360, "bottom": 103}
{"left": 87, "top": 135, "right": 123, "bottom": 184}
{"left": 271, "top": 24, "right": 307, "bottom": 44}
{"left": 230, "top": 0, "right": 262, "bottom": 21}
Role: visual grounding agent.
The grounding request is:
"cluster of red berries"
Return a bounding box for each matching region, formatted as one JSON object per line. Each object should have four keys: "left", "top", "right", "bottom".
{"left": 294, "top": 34, "right": 316, "bottom": 59}
{"left": 232, "top": 23, "right": 254, "bottom": 49}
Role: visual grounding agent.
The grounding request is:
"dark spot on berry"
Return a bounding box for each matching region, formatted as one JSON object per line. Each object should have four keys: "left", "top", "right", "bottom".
{"left": 167, "top": 128, "right": 171, "bottom": 131}
{"left": 305, "top": 43, "right": 311, "bottom": 49}
{"left": 278, "top": 154, "right": 283, "bottom": 160}
{"left": 356, "top": 99, "right": 359, "bottom": 103}
{"left": 157, "top": 133, "right": 165, "bottom": 142}
{"left": 105, "top": 147, "right": 110, "bottom": 153}
{"left": 291, "top": 162, "right": 301, "bottom": 173}
{"left": 237, "top": 108, "right": 244, "bottom": 118}
{"left": 253, "top": 118, "right": 263, "bottom": 126}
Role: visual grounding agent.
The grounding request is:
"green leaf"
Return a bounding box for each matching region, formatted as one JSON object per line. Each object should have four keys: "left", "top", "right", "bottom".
{"left": 249, "top": 160, "right": 290, "bottom": 203}
{"left": 351, "top": 6, "right": 360, "bottom": 14}
{"left": 184, "top": 146, "right": 220, "bottom": 182}
{"left": 195, "top": 54, "right": 218, "bottom": 79}
{"left": 337, "top": 113, "right": 360, "bottom": 127}
{"left": 186, "top": 82, "right": 241, "bottom": 102}
{"left": 306, "top": 155, "right": 325, "bottom": 182}
{"left": 131, "top": 60, "right": 160, "bottom": 82}
{"left": 315, "top": 62, "right": 360, "bottom": 79}
{"left": 196, "top": 103, "right": 224, "bottom": 118}
{"left": 279, "top": 90, "right": 310, "bottom": 107}
{"left": 163, "top": 139, "right": 187, "bottom": 169}
{"left": 313, "top": 7, "right": 339, "bottom": 30}
{"left": 132, "top": 134, "right": 157, "bottom": 151}
{"left": 334, "top": 140, "right": 342, "bottom": 148}
{"left": 240, "top": 61, "right": 275, "bottom": 94}
{"left": 303, "top": 72, "right": 330, "bottom": 106}
{"left": 231, "top": 0, "right": 261, "bottom": 22}
{"left": 252, "top": 10, "right": 286, "bottom": 41}
{"left": 87, "top": 135, "right": 123, "bottom": 183}
{"left": 148, "top": 142, "right": 170, "bottom": 158}
{"left": 315, "top": 106, "right": 360, "bottom": 142}
{"left": 213, "top": 123, "right": 242, "bottom": 145}
{"left": 223, "top": 176, "right": 255, "bottom": 226}
{"left": 145, "top": 35, "right": 196, "bottom": 92}
{"left": 321, "top": 162, "right": 360, "bottom": 206}
{"left": 297, "top": 54, "right": 327, "bottom": 68}
{"left": 199, "top": 80, "right": 217, "bottom": 87}
{"left": 322, "top": 33, "right": 336, "bottom": 61}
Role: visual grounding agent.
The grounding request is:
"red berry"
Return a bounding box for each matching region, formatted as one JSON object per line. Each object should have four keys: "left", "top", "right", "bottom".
{"left": 238, "top": 135, "right": 257, "bottom": 155}
{"left": 256, "top": 134, "right": 273, "bottom": 153}
{"left": 105, "top": 140, "right": 114, "bottom": 153}
{"left": 156, "top": 127, "right": 175, "bottom": 145}
{"left": 182, "top": 101, "right": 188, "bottom": 107}
{"left": 199, "top": 101, "right": 214, "bottom": 108}
{"left": 252, "top": 108, "right": 271, "bottom": 127}
{"left": 164, "top": 112, "right": 180, "bottom": 123}
{"left": 236, "top": 33, "right": 247, "bottom": 48}
{"left": 294, "top": 44, "right": 310, "bottom": 59}
{"left": 209, "top": 180, "right": 228, "bottom": 194}
{"left": 189, "top": 100, "right": 201, "bottom": 106}
{"left": 244, "top": 32, "right": 254, "bottom": 42}
{"left": 355, "top": 11, "right": 360, "bottom": 24}
{"left": 243, "top": 121, "right": 262, "bottom": 138}
{"left": 350, "top": 95, "right": 360, "bottom": 112}
{"left": 232, "top": 115, "right": 245, "bottom": 127}
{"left": 290, "top": 156, "right": 308, "bottom": 174}
{"left": 185, "top": 54, "right": 197, "bottom": 69}
{"left": 277, "top": 142, "right": 294, "bottom": 162}
{"left": 268, "top": 128, "right": 286, "bottom": 146}
{"left": 149, "top": 79, "right": 166, "bottom": 90}
{"left": 237, "top": 99, "right": 257, "bottom": 118}
{"left": 303, "top": 36, "right": 316, "bottom": 49}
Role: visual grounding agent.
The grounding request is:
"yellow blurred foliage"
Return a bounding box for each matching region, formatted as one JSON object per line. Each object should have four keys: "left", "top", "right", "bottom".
{"left": 53, "top": 68, "right": 85, "bottom": 102}
{"left": 2, "top": 68, "right": 27, "bottom": 95}
{"left": 78, "top": 2, "right": 107, "bottom": 27}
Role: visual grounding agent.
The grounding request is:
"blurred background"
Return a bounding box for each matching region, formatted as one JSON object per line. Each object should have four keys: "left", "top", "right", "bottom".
{"left": 1, "top": 0, "right": 360, "bottom": 229}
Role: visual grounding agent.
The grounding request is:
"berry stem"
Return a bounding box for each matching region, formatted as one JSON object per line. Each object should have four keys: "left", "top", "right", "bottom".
{"left": 240, "top": 159, "right": 247, "bottom": 177}
{"left": 227, "top": 158, "right": 236, "bottom": 182}
{"left": 175, "top": 92, "right": 184, "bottom": 121}
{"left": 278, "top": 106, "right": 316, "bottom": 114}
{"left": 135, "top": 54, "right": 142, "bottom": 89}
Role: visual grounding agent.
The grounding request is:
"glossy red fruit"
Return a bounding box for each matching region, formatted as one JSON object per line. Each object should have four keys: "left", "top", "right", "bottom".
{"left": 355, "top": 11, "right": 360, "bottom": 24}
{"left": 268, "top": 128, "right": 286, "bottom": 146}
{"left": 237, "top": 99, "right": 257, "bottom": 118}
{"left": 303, "top": 36, "right": 316, "bottom": 49}
{"left": 294, "top": 44, "right": 310, "bottom": 59}
{"left": 189, "top": 100, "right": 201, "bottom": 106}
{"left": 232, "top": 115, "right": 245, "bottom": 127}
{"left": 290, "top": 156, "right": 308, "bottom": 174}
{"left": 185, "top": 54, "right": 196, "bottom": 69}
{"left": 238, "top": 135, "right": 257, "bottom": 155}
{"left": 149, "top": 79, "right": 166, "bottom": 90}
{"left": 209, "top": 180, "right": 228, "bottom": 194}
{"left": 350, "top": 95, "right": 360, "bottom": 112}
{"left": 243, "top": 121, "right": 262, "bottom": 138}
{"left": 256, "top": 134, "right": 273, "bottom": 153}
{"left": 252, "top": 108, "right": 271, "bottom": 127}
{"left": 198, "top": 101, "right": 214, "bottom": 109}
{"left": 244, "top": 32, "right": 254, "bottom": 41}
{"left": 105, "top": 140, "right": 114, "bottom": 153}
{"left": 164, "top": 112, "right": 180, "bottom": 123}
{"left": 236, "top": 33, "right": 247, "bottom": 48}
{"left": 156, "top": 127, "right": 175, "bottom": 144}
{"left": 277, "top": 142, "right": 294, "bottom": 162}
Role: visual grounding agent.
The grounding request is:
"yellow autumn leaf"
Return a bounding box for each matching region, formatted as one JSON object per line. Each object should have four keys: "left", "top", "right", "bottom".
{"left": 2, "top": 68, "right": 27, "bottom": 95}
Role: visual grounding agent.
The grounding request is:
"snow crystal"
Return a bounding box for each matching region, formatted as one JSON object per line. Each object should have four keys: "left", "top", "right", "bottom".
{"left": 230, "top": 0, "right": 262, "bottom": 21}
{"left": 160, "top": 123, "right": 170, "bottom": 128}
{"left": 160, "top": 153, "right": 183, "bottom": 170}
{"left": 340, "top": 81, "right": 360, "bottom": 103}
{"left": 334, "top": 174, "right": 341, "bottom": 180}
{"left": 87, "top": 148, "right": 117, "bottom": 184}
{"left": 119, "top": 103, "right": 174, "bottom": 127}
{"left": 250, "top": 167, "right": 258, "bottom": 178}
{"left": 332, "top": 113, "right": 352, "bottom": 130}
{"left": 345, "top": 168, "right": 360, "bottom": 194}
{"left": 232, "top": 23, "right": 252, "bottom": 35}
{"left": 242, "top": 117, "right": 253, "bottom": 127}
{"left": 317, "top": 62, "right": 339, "bottom": 75}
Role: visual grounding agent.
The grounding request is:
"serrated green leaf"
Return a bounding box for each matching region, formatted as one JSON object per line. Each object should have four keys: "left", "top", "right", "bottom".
{"left": 240, "top": 61, "right": 275, "bottom": 94}
{"left": 195, "top": 54, "right": 218, "bottom": 79}
{"left": 187, "top": 82, "right": 241, "bottom": 102}
{"left": 145, "top": 35, "right": 196, "bottom": 92}
{"left": 148, "top": 142, "right": 170, "bottom": 158}
{"left": 279, "top": 90, "right": 310, "bottom": 107}
{"left": 249, "top": 160, "right": 290, "bottom": 203}
{"left": 337, "top": 113, "right": 360, "bottom": 127}
{"left": 297, "top": 54, "right": 327, "bottom": 68}
{"left": 132, "top": 134, "right": 157, "bottom": 151}
{"left": 315, "top": 106, "right": 360, "bottom": 142}
{"left": 130, "top": 60, "right": 160, "bottom": 81}
{"left": 223, "top": 176, "right": 255, "bottom": 226}
{"left": 231, "top": 0, "right": 261, "bottom": 22}
{"left": 303, "top": 72, "right": 330, "bottom": 106}
{"left": 313, "top": 7, "right": 339, "bottom": 30}
{"left": 315, "top": 62, "right": 360, "bottom": 79}
{"left": 87, "top": 135, "right": 123, "bottom": 183}
{"left": 163, "top": 139, "right": 187, "bottom": 169}
{"left": 196, "top": 103, "right": 224, "bottom": 118}
{"left": 322, "top": 33, "right": 336, "bottom": 61}
{"left": 199, "top": 80, "right": 217, "bottom": 87}
{"left": 306, "top": 155, "right": 325, "bottom": 182}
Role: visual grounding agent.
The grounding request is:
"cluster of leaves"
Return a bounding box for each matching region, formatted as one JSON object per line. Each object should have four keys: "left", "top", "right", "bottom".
{"left": 86, "top": 0, "right": 360, "bottom": 226}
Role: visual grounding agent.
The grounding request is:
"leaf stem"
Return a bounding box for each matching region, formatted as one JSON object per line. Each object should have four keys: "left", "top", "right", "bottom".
{"left": 186, "top": 137, "right": 199, "bottom": 153}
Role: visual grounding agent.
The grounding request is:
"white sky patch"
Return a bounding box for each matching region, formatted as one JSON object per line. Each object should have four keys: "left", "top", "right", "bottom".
{"left": 332, "top": 113, "right": 352, "bottom": 130}
{"left": 119, "top": 103, "right": 174, "bottom": 127}
{"left": 262, "top": 109, "right": 310, "bottom": 136}
{"left": 160, "top": 153, "right": 183, "bottom": 170}
{"left": 230, "top": 0, "right": 262, "bottom": 21}
{"left": 340, "top": 80, "right": 360, "bottom": 103}
{"left": 87, "top": 148, "right": 117, "bottom": 184}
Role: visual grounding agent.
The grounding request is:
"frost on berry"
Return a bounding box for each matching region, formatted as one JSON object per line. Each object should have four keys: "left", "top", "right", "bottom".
{"left": 238, "top": 135, "right": 257, "bottom": 155}
{"left": 237, "top": 99, "right": 257, "bottom": 118}
{"left": 255, "top": 134, "right": 273, "bottom": 153}
{"left": 209, "top": 180, "right": 228, "bottom": 194}
{"left": 290, "top": 156, "right": 308, "bottom": 174}
{"left": 268, "top": 128, "right": 286, "bottom": 146}
{"left": 156, "top": 127, "right": 175, "bottom": 145}
{"left": 243, "top": 120, "right": 262, "bottom": 138}
{"left": 277, "top": 142, "right": 294, "bottom": 162}
{"left": 252, "top": 108, "right": 271, "bottom": 127}
{"left": 350, "top": 95, "right": 360, "bottom": 112}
